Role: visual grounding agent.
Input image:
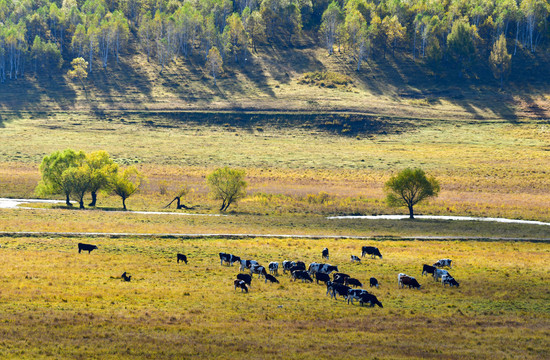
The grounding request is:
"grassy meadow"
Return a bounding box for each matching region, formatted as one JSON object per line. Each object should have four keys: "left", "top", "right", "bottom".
{"left": 0, "top": 235, "right": 548, "bottom": 359}
{"left": 0, "top": 110, "right": 549, "bottom": 239}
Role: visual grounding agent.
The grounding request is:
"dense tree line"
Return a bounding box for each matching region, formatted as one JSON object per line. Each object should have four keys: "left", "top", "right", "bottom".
{"left": 0, "top": 0, "right": 549, "bottom": 83}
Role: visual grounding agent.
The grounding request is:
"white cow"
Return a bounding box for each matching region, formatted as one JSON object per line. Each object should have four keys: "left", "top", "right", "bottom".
{"left": 433, "top": 259, "right": 452, "bottom": 268}
{"left": 433, "top": 269, "right": 450, "bottom": 282}
{"left": 250, "top": 264, "right": 267, "bottom": 278}
{"left": 268, "top": 262, "right": 279, "bottom": 275}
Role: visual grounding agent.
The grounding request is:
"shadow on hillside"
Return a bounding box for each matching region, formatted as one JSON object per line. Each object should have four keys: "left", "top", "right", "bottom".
{"left": 0, "top": 73, "right": 77, "bottom": 114}
{"left": 355, "top": 53, "right": 545, "bottom": 123}
{"left": 86, "top": 59, "right": 154, "bottom": 110}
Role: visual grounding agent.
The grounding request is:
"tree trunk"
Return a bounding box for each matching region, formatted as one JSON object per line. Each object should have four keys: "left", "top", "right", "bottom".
{"left": 89, "top": 191, "right": 97, "bottom": 207}
{"left": 122, "top": 197, "right": 127, "bottom": 210}
{"left": 408, "top": 204, "right": 414, "bottom": 219}
{"left": 79, "top": 199, "right": 85, "bottom": 209}
{"left": 66, "top": 194, "right": 72, "bottom": 206}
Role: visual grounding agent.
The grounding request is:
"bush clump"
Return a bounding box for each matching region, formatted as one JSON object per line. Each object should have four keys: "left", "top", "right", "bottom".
{"left": 299, "top": 72, "right": 353, "bottom": 89}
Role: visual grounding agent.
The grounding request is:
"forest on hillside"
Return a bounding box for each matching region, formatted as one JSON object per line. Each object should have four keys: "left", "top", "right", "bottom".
{"left": 0, "top": 0, "right": 549, "bottom": 85}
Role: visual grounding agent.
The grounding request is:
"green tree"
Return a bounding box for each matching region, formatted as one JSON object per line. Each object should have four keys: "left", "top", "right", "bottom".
{"left": 206, "top": 46, "right": 223, "bottom": 84}
{"left": 447, "top": 19, "right": 475, "bottom": 77}
{"left": 36, "top": 149, "right": 86, "bottom": 206}
{"left": 490, "top": 34, "right": 511, "bottom": 89}
{"left": 86, "top": 150, "right": 118, "bottom": 207}
{"left": 111, "top": 166, "right": 143, "bottom": 210}
{"left": 319, "top": 1, "right": 343, "bottom": 55}
{"left": 206, "top": 167, "right": 247, "bottom": 212}
{"left": 384, "top": 168, "right": 440, "bottom": 219}
{"left": 61, "top": 164, "right": 93, "bottom": 209}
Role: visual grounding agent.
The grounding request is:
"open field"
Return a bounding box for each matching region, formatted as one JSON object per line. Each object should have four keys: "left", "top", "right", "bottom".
{"left": 0, "top": 110, "right": 549, "bottom": 230}
{"left": 0, "top": 235, "right": 548, "bottom": 359}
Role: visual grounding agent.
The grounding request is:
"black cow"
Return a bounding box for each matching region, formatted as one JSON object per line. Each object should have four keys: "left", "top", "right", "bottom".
{"left": 292, "top": 270, "right": 313, "bottom": 283}
{"left": 333, "top": 272, "right": 350, "bottom": 281}
{"left": 237, "top": 273, "right": 252, "bottom": 286}
{"left": 265, "top": 274, "right": 279, "bottom": 284}
{"left": 331, "top": 284, "right": 351, "bottom": 300}
{"left": 314, "top": 272, "right": 331, "bottom": 284}
{"left": 234, "top": 279, "right": 248, "bottom": 293}
{"left": 422, "top": 264, "right": 437, "bottom": 276}
{"left": 369, "top": 277, "right": 379, "bottom": 288}
{"left": 295, "top": 261, "right": 306, "bottom": 270}
{"left": 121, "top": 272, "right": 131, "bottom": 282}
{"left": 220, "top": 253, "right": 241, "bottom": 266}
{"left": 345, "top": 278, "right": 362, "bottom": 288}
{"left": 78, "top": 243, "right": 98, "bottom": 254}
{"left": 359, "top": 293, "right": 383, "bottom": 308}
{"left": 322, "top": 248, "right": 329, "bottom": 260}
{"left": 361, "top": 246, "right": 382, "bottom": 259}
{"left": 282, "top": 261, "right": 295, "bottom": 274}
{"left": 177, "top": 253, "right": 188, "bottom": 264}
{"left": 347, "top": 289, "right": 370, "bottom": 304}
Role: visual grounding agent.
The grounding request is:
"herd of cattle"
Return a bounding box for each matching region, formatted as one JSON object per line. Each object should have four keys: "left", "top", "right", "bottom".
{"left": 77, "top": 242, "right": 459, "bottom": 307}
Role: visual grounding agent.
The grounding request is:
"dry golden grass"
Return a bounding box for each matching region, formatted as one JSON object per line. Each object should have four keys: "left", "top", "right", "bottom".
{"left": 0, "top": 236, "right": 548, "bottom": 359}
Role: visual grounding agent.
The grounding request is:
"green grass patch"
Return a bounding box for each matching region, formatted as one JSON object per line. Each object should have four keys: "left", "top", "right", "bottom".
{"left": 0, "top": 236, "right": 547, "bottom": 359}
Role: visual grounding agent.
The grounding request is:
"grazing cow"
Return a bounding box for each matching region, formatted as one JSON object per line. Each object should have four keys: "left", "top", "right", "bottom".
{"left": 350, "top": 255, "right": 361, "bottom": 262}
{"left": 433, "top": 259, "right": 452, "bottom": 268}
{"left": 234, "top": 279, "right": 248, "bottom": 293}
{"left": 282, "top": 261, "right": 295, "bottom": 274}
{"left": 308, "top": 263, "right": 339, "bottom": 275}
{"left": 433, "top": 269, "right": 450, "bottom": 282}
{"left": 326, "top": 281, "right": 335, "bottom": 296}
{"left": 398, "top": 273, "right": 421, "bottom": 289}
{"left": 442, "top": 274, "right": 460, "bottom": 287}
{"left": 345, "top": 277, "right": 363, "bottom": 288}
{"left": 361, "top": 246, "right": 382, "bottom": 259}
{"left": 250, "top": 264, "right": 267, "bottom": 278}
{"left": 78, "top": 243, "right": 98, "bottom": 254}
{"left": 268, "top": 262, "right": 279, "bottom": 275}
{"left": 331, "top": 284, "right": 351, "bottom": 300}
{"left": 422, "top": 264, "right": 437, "bottom": 276}
{"left": 359, "top": 293, "right": 383, "bottom": 308}
{"left": 322, "top": 248, "right": 329, "bottom": 260}
{"left": 292, "top": 270, "right": 313, "bottom": 283}
{"left": 177, "top": 253, "right": 188, "bottom": 264}
{"left": 295, "top": 261, "right": 306, "bottom": 269}
{"left": 240, "top": 259, "right": 259, "bottom": 272}
{"left": 265, "top": 273, "right": 279, "bottom": 284}
{"left": 121, "top": 272, "right": 131, "bottom": 282}
{"left": 369, "top": 277, "right": 379, "bottom": 288}
{"left": 220, "top": 253, "right": 241, "bottom": 266}
{"left": 333, "top": 272, "right": 350, "bottom": 281}
{"left": 236, "top": 273, "right": 252, "bottom": 286}
{"left": 347, "top": 289, "right": 370, "bottom": 304}
{"left": 314, "top": 272, "right": 331, "bottom": 284}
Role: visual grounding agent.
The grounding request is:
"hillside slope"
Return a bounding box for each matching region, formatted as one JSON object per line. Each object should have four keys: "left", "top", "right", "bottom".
{"left": 1, "top": 43, "right": 549, "bottom": 122}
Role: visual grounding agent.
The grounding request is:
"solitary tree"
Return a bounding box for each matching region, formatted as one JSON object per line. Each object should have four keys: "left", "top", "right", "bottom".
{"left": 206, "top": 167, "right": 247, "bottom": 212}
{"left": 36, "top": 149, "right": 86, "bottom": 206}
{"left": 489, "top": 34, "right": 511, "bottom": 89}
{"left": 111, "top": 166, "right": 143, "bottom": 210}
{"left": 67, "top": 57, "right": 89, "bottom": 96}
{"left": 206, "top": 47, "right": 223, "bottom": 85}
{"left": 384, "top": 168, "right": 440, "bottom": 219}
